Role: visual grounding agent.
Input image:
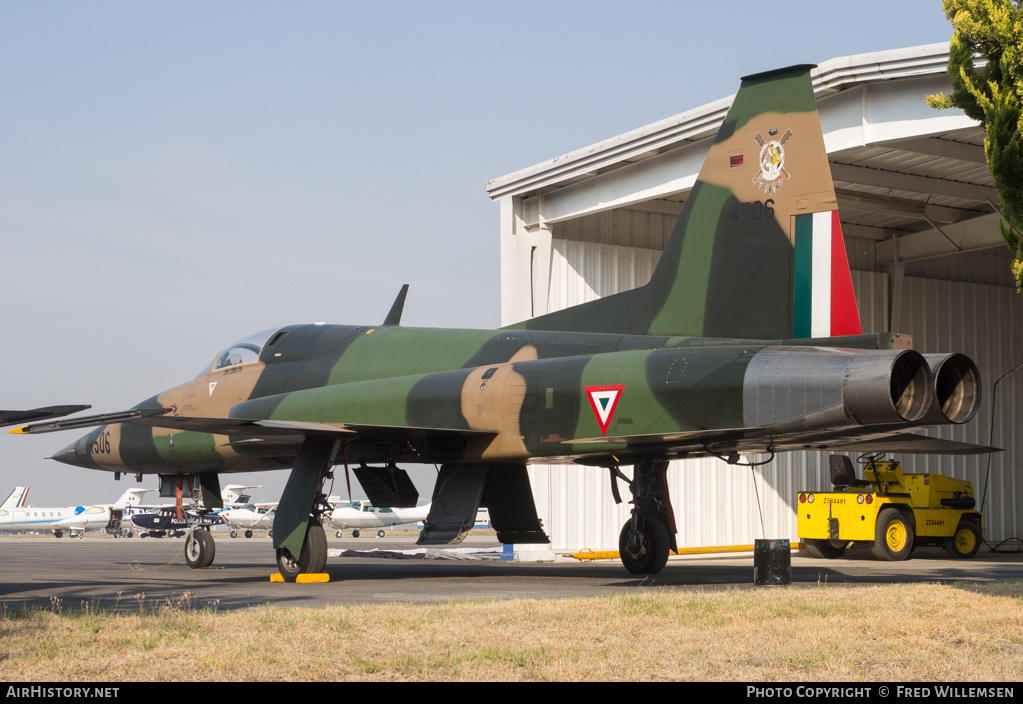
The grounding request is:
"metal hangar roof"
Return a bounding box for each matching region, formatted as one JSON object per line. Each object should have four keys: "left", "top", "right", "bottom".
{"left": 485, "top": 43, "right": 1008, "bottom": 287}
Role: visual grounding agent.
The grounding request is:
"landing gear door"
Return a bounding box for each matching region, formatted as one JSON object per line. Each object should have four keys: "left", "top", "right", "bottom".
{"left": 418, "top": 464, "right": 486, "bottom": 546}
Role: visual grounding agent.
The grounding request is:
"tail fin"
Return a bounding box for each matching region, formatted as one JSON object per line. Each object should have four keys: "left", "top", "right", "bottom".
{"left": 516, "top": 64, "right": 861, "bottom": 339}
{"left": 112, "top": 488, "right": 152, "bottom": 508}
{"left": 1, "top": 486, "right": 29, "bottom": 510}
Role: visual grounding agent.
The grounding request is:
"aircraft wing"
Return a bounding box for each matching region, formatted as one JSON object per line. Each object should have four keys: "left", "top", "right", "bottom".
{"left": 130, "top": 415, "right": 497, "bottom": 448}
{"left": 565, "top": 427, "right": 999, "bottom": 460}
{"left": 11, "top": 408, "right": 497, "bottom": 445}
{"left": 0, "top": 405, "right": 91, "bottom": 428}
{"left": 7, "top": 407, "right": 168, "bottom": 433}
{"left": 9, "top": 408, "right": 357, "bottom": 437}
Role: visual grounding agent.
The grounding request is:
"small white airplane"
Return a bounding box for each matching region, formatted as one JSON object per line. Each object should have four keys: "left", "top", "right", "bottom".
{"left": 215, "top": 485, "right": 277, "bottom": 538}
{"left": 0, "top": 487, "right": 152, "bottom": 538}
{"left": 326, "top": 500, "right": 431, "bottom": 538}
{"left": 217, "top": 503, "right": 277, "bottom": 538}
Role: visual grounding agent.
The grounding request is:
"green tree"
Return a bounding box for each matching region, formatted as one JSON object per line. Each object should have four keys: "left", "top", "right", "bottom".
{"left": 927, "top": 0, "right": 1023, "bottom": 291}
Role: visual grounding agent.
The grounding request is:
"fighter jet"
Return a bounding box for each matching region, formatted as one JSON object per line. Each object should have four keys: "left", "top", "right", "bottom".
{"left": 10, "top": 65, "right": 987, "bottom": 580}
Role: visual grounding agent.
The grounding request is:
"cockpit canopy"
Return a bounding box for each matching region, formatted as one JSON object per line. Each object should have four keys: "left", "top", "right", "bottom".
{"left": 206, "top": 328, "right": 282, "bottom": 374}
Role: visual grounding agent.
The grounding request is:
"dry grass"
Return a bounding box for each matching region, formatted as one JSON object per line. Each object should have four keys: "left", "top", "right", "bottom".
{"left": 3, "top": 582, "right": 1022, "bottom": 681}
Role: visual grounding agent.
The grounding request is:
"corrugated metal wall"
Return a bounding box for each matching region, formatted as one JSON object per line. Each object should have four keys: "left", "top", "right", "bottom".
{"left": 895, "top": 276, "right": 1023, "bottom": 543}
{"left": 527, "top": 236, "right": 1020, "bottom": 556}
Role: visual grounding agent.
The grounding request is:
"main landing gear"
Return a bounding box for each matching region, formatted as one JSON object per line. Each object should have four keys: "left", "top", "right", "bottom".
{"left": 611, "top": 459, "right": 677, "bottom": 575}
{"left": 275, "top": 521, "right": 328, "bottom": 580}
{"left": 272, "top": 436, "right": 340, "bottom": 582}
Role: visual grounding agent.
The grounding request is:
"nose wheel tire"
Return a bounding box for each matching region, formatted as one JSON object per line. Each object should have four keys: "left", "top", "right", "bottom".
{"left": 276, "top": 523, "right": 328, "bottom": 582}
{"left": 184, "top": 529, "right": 216, "bottom": 569}
{"left": 619, "top": 515, "right": 670, "bottom": 575}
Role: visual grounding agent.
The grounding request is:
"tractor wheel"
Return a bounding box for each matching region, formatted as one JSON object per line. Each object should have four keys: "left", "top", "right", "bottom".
{"left": 944, "top": 521, "right": 981, "bottom": 559}
{"left": 872, "top": 508, "right": 915, "bottom": 561}
{"left": 803, "top": 538, "right": 847, "bottom": 559}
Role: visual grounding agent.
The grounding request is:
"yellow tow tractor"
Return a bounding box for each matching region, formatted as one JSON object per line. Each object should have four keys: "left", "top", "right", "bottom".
{"left": 798, "top": 454, "right": 983, "bottom": 561}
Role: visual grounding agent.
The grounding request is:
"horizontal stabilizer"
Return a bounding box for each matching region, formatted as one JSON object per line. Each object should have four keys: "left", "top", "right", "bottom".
{"left": 828, "top": 434, "right": 1001, "bottom": 456}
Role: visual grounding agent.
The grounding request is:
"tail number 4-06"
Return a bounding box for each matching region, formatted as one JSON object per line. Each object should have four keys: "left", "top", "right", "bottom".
{"left": 729, "top": 199, "right": 775, "bottom": 222}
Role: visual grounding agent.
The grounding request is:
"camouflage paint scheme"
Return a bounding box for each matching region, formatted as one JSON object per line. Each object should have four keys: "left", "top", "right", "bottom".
{"left": 11, "top": 66, "right": 985, "bottom": 575}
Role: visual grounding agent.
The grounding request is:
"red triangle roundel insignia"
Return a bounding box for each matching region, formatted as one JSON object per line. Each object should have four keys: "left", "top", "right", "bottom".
{"left": 585, "top": 385, "right": 625, "bottom": 436}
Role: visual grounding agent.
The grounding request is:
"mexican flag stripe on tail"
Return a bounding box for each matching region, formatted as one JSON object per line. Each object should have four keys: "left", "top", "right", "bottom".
{"left": 793, "top": 210, "right": 861, "bottom": 338}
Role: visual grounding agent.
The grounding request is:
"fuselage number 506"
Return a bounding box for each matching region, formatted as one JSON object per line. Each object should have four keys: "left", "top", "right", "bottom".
{"left": 92, "top": 430, "right": 111, "bottom": 455}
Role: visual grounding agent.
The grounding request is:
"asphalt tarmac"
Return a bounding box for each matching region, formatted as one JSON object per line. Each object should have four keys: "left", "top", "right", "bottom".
{"left": 1, "top": 533, "right": 1021, "bottom": 612}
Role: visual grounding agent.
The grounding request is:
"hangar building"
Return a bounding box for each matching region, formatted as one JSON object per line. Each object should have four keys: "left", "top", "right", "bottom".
{"left": 486, "top": 43, "right": 1023, "bottom": 559}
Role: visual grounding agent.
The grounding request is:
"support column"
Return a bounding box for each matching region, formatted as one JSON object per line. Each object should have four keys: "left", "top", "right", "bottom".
{"left": 880, "top": 262, "right": 905, "bottom": 333}
{"left": 499, "top": 195, "right": 554, "bottom": 325}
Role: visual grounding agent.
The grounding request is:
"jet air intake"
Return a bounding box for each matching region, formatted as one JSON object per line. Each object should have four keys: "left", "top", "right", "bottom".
{"left": 920, "top": 353, "right": 982, "bottom": 425}
{"left": 743, "top": 347, "right": 933, "bottom": 431}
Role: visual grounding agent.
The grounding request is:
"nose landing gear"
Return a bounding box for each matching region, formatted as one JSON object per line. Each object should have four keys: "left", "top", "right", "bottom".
{"left": 611, "top": 459, "right": 677, "bottom": 575}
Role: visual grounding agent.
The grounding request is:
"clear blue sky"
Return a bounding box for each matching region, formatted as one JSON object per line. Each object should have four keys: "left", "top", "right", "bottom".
{"left": 1, "top": 1, "right": 956, "bottom": 507}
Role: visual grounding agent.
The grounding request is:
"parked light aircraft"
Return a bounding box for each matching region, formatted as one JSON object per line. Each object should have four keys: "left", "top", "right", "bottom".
{"left": 130, "top": 508, "right": 224, "bottom": 538}
{"left": 215, "top": 484, "right": 277, "bottom": 537}
{"left": 0, "top": 488, "right": 152, "bottom": 537}
{"left": 10, "top": 65, "right": 989, "bottom": 580}
{"left": 327, "top": 500, "right": 431, "bottom": 538}
{"left": 217, "top": 503, "right": 276, "bottom": 538}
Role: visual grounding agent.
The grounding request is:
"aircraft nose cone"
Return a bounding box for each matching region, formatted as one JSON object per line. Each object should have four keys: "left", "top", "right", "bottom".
{"left": 50, "top": 440, "right": 82, "bottom": 467}
{"left": 49, "top": 433, "right": 100, "bottom": 470}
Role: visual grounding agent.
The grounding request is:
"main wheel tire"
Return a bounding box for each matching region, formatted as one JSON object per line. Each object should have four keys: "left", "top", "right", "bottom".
{"left": 944, "top": 521, "right": 981, "bottom": 559}
{"left": 185, "top": 529, "right": 216, "bottom": 569}
{"left": 377, "top": 529, "right": 386, "bottom": 538}
{"left": 352, "top": 529, "right": 360, "bottom": 538}
{"left": 872, "top": 508, "right": 915, "bottom": 561}
{"left": 276, "top": 523, "right": 328, "bottom": 582}
{"left": 619, "top": 515, "right": 670, "bottom": 575}
{"left": 245, "top": 529, "right": 253, "bottom": 539}
{"left": 803, "top": 538, "right": 847, "bottom": 559}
